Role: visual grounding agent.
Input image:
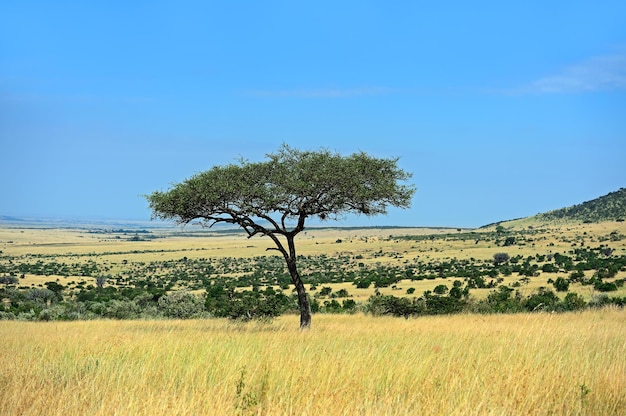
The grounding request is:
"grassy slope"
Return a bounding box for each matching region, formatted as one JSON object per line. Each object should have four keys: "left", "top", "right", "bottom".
{"left": 496, "top": 187, "right": 626, "bottom": 228}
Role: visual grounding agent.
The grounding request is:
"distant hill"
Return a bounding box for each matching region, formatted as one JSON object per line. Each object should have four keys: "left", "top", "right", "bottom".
{"left": 535, "top": 188, "right": 626, "bottom": 223}
{"left": 0, "top": 215, "right": 28, "bottom": 222}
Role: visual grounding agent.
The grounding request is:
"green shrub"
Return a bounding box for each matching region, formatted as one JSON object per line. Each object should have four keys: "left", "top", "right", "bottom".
{"left": 433, "top": 284, "right": 448, "bottom": 295}
{"left": 593, "top": 280, "right": 618, "bottom": 292}
{"left": 562, "top": 293, "right": 586, "bottom": 311}
{"left": 318, "top": 286, "right": 332, "bottom": 296}
{"left": 485, "top": 286, "right": 523, "bottom": 313}
{"left": 553, "top": 277, "right": 570, "bottom": 292}
{"left": 158, "top": 291, "right": 206, "bottom": 319}
{"left": 524, "top": 288, "right": 560, "bottom": 312}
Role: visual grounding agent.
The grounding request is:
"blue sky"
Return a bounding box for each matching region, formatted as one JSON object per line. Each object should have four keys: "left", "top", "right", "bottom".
{"left": 1, "top": 1, "right": 625, "bottom": 227}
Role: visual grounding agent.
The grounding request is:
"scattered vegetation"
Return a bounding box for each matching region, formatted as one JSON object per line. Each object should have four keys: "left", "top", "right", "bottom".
{"left": 3, "top": 189, "right": 626, "bottom": 415}
{"left": 536, "top": 188, "right": 626, "bottom": 223}
{"left": 2, "top": 221, "right": 625, "bottom": 321}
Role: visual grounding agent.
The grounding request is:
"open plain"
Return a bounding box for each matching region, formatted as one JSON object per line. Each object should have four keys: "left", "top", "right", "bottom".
{"left": 1, "top": 220, "right": 626, "bottom": 414}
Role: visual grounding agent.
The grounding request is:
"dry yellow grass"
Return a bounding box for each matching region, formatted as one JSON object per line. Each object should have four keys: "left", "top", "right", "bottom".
{"left": 1, "top": 309, "right": 624, "bottom": 415}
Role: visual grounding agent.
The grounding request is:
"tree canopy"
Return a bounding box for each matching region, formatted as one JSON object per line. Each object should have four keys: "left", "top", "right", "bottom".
{"left": 148, "top": 145, "right": 414, "bottom": 232}
{"left": 146, "top": 144, "right": 415, "bottom": 328}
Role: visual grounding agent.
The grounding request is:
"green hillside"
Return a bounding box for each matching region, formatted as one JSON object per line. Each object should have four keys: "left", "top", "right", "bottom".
{"left": 535, "top": 188, "right": 626, "bottom": 223}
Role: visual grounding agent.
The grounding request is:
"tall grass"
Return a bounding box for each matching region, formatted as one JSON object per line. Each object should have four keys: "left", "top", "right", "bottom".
{"left": 2, "top": 308, "right": 625, "bottom": 415}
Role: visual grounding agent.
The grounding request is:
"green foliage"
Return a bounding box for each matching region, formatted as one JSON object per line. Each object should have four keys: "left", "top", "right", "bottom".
{"left": 205, "top": 286, "right": 295, "bottom": 320}
{"left": 485, "top": 286, "right": 524, "bottom": 313}
{"left": 523, "top": 288, "right": 560, "bottom": 312}
{"left": 0, "top": 275, "right": 19, "bottom": 285}
{"left": 562, "top": 293, "right": 586, "bottom": 311}
{"left": 536, "top": 188, "right": 626, "bottom": 223}
{"left": 365, "top": 295, "right": 422, "bottom": 318}
{"left": 102, "top": 299, "right": 143, "bottom": 319}
{"left": 493, "top": 252, "right": 510, "bottom": 265}
{"left": 146, "top": 144, "right": 415, "bottom": 227}
{"left": 503, "top": 237, "right": 516, "bottom": 246}
{"left": 365, "top": 287, "right": 468, "bottom": 317}
{"left": 318, "top": 286, "right": 332, "bottom": 296}
{"left": 593, "top": 280, "right": 618, "bottom": 292}
{"left": 433, "top": 284, "right": 448, "bottom": 295}
{"left": 158, "top": 291, "right": 206, "bottom": 319}
{"left": 423, "top": 292, "right": 466, "bottom": 314}
{"left": 553, "top": 277, "right": 570, "bottom": 292}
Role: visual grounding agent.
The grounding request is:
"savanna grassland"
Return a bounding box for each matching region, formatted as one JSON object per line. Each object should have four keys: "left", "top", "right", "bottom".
{"left": 2, "top": 310, "right": 625, "bottom": 415}
{"left": 1, "top": 220, "right": 625, "bottom": 309}
{"left": 1, "top": 220, "right": 626, "bottom": 414}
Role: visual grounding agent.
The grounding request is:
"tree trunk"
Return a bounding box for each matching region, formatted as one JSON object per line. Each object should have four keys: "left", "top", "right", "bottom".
{"left": 270, "top": 231, "right": 311, "bottom": 329}
{"left": 286, "top": 256, "right": 311, "bottom": 330}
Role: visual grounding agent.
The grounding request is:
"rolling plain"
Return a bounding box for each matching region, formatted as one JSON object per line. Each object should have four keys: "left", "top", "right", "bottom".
{"left": 1, "top": 219, "right": 625, "bottom": 414}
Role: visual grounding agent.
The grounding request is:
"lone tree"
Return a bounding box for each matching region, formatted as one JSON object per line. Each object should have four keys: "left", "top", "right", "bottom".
{"left": 146, "top": 144, "right": 415, "bottom": 329}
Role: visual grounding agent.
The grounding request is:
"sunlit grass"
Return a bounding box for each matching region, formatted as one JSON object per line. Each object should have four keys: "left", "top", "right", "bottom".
{"left": 2, "top": 308, "right": 625, "bottom": 415}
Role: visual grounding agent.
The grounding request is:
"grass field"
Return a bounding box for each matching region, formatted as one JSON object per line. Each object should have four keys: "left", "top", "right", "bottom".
{"left": 1, "top": 221, "right": 626, "bottom": 414}
{"left": 1, "top": 309, "right": 624, "bottom": 415}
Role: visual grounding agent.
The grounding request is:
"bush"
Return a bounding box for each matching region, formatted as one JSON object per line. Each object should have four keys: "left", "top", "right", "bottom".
{"left": 524, "top": 288, "right": 560, "bottom": 312}
{"left": 433, "top": 284, "right": 448, "bottom": 295}
{"left": 588, "top": 294, "right": 611, "bottom": 308}
{"left": 503, "top": 237, "right": 516, "bottom": 246}
{"left": 593, "top": 280, "right": 618, "bottom": 292}
{"left": 493, "top": 253, "right": 510, "bottom": 265}
{"left": 424, "top": 293, "right": 466, "bottom": 315}
{"left": 553, "top": 277, "right": 570, "bottom": 292}
{"left": 541, "top": 263, "right": 559, "bottom": 273}
{"left": 0, "top": 275, "right": 19, "bottom": 285}
{"left": 318, "top": 286, "right": 332, "bottom": 296}
{"left": 485, "top": 286, "right": 523, "bottom": 313}
{"left": 569, "top": 270, "right": 585, "bottom": 282}
{"left": 0, "top": 311, "right": 15, "bottom": 320}
{"left": 207, "top": 287, "right": 294, "bottom": 320}
{"left": 104, "top": 299, "right": 142, "bottom": 319}
{"left": 365, "top": 295, "right": 423, "bottom": 318}
{"left": 158, "top": 291, "right": 206, "bottom": 319}
{"left": 334, "top": 288, "right": 349, "bottom": 298}
{"left": 562, "top": 293, "right": 586, "bottom": 311}
{"left": 342, "top": 299, "right": 357, "bottom": 312}
{"left": 353, "top": 278, "right": 372, "bottom": 289}
{"left": 38, "top": 305, "right": 68, "bottom": 321}
{"left": 25, "top": 288, "right": 57, "bottom": 305}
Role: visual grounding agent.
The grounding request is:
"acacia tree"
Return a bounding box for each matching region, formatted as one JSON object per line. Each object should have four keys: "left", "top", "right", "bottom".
{"left": 146, "top": 144, "right": 415, "bottom": 329}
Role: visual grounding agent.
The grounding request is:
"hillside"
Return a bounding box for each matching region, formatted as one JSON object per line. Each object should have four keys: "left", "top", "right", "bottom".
{"left": 534, "top": 188, "right": 626, "bottom": 223}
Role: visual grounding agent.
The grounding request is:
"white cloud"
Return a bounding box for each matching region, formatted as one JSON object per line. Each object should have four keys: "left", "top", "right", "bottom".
{"left": 523, "top": 50, "right": 626, "bottom": 94}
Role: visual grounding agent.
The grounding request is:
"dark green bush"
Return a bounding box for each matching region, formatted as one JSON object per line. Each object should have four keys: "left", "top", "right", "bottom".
{"left": 553, "top": 277, "right": 570, "bottom": 292}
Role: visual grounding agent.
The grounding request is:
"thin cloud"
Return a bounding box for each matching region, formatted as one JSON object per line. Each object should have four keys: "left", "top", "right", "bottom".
{"left": 246, "top": 86, "right": 395, "bottom": 98}
{"left": 519, "top": 51, "right": 626, "bottom": 94}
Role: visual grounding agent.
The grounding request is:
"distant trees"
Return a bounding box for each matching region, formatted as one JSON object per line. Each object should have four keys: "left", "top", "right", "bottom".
{"left": 503, "top": 237, "right": 516, "bottom": 247}
{"left": 493, "top": 253, "right": 510, "bottom": 265}
{"left": 95, "top": 275, "right": 107, "bottom": 289}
